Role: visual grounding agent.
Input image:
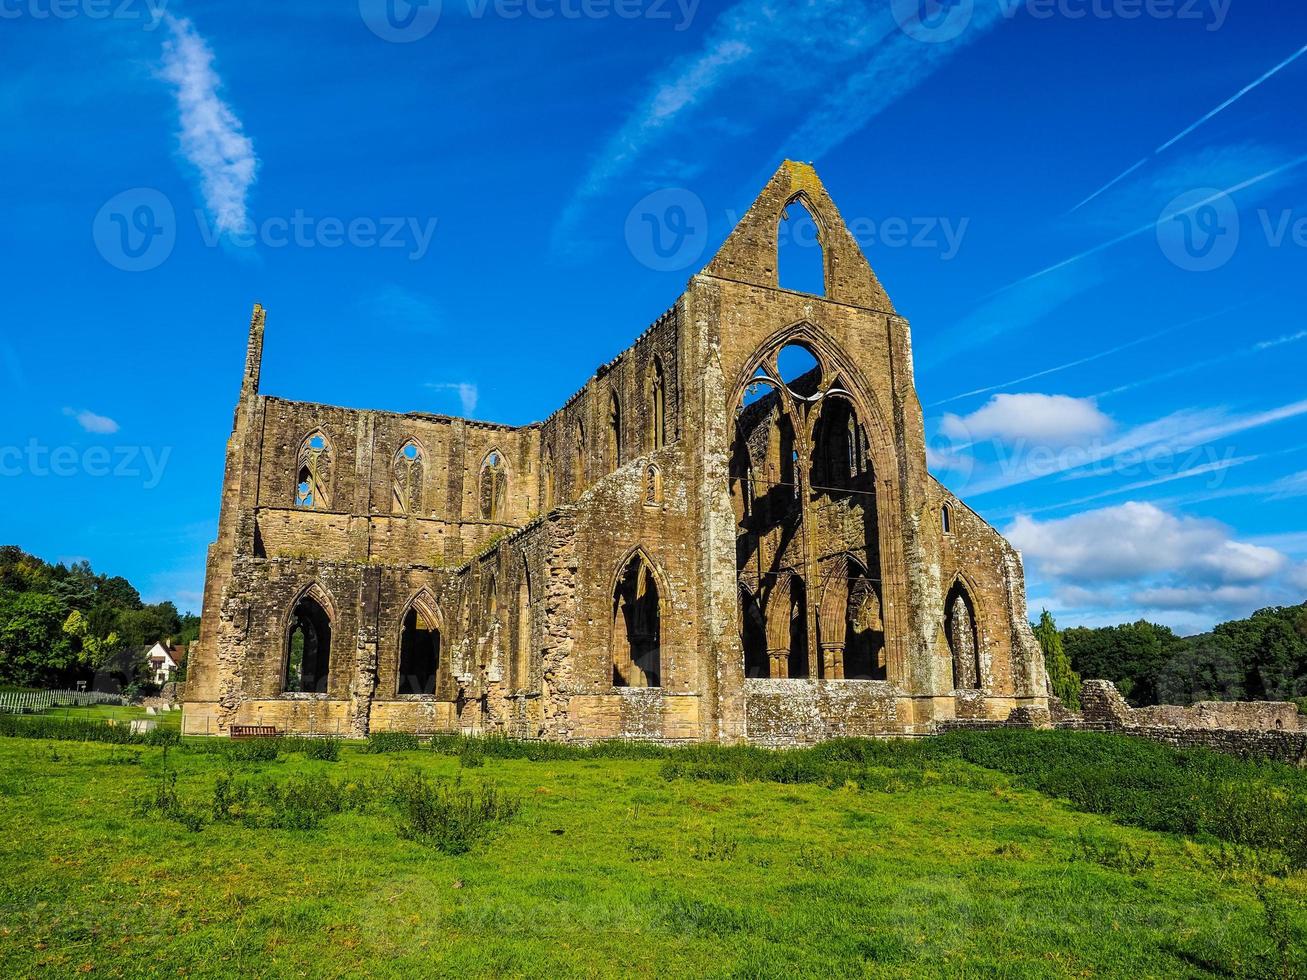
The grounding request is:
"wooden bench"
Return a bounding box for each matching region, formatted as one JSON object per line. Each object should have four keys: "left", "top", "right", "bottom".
{"left": 230, "top": 724, "right": 280, "bottom": 740}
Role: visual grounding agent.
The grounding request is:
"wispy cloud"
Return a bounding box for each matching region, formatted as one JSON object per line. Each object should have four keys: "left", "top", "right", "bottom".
{"left": 1005, "top": 150, "right": 1307, "bottom": 290}
{"left": 776, "top": 3, "right": 1010, "bottom": 163}
{"left": 64, "top": 407, "right": 119, "bottom": 434}
{"left": 920, "top": 257, "right": 1107, "bottom": 369}
{"left": 1093, "top": 327, "right": 1307, "bottom": 399}
{"left": 160, "top": 15, "right": 257, "bottom": 235}
{"left": 552, "top": 0, "right": 999, "bottom": 256}
{"left": 361, "top": 285, "right": 442, "bottom": 333}
{"left": 1070, "top": 43, "right": 1307, "bottom": 212}
{"left": 953, "top": 396, "right": 1307, "bottom": 497}
{"left": 426, "top": 382, "right": 479, "bottom": 417}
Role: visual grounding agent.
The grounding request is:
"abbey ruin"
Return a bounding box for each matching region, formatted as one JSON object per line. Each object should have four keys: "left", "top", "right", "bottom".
{"left": 184, "top": 162, "right": 1052, "bottom": 742}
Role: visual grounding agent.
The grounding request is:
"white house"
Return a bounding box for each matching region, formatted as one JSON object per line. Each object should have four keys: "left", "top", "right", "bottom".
{"left": 146, "top": 641, "right": 182, "bottom": 686}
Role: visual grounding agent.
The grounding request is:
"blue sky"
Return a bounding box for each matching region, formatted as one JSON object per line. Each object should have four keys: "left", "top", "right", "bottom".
{"left": 1, "top": 0, "right": 1305, "bottom": 633}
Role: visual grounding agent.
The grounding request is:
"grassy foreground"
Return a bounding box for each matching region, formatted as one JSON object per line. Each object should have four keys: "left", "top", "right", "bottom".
{"left": 0, "top": 730, "right": 1303, "bottom": 978}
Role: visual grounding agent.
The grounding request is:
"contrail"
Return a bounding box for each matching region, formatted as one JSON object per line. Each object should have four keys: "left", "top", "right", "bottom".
{"left": 1069, "top": 43, "right": 1307, "bottom": 214}
{"left": 925, "top": 300, "right": 1255, "bottom": 407}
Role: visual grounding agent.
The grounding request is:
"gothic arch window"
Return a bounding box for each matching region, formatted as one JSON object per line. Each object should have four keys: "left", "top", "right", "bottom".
{"left": 515, "top": 566, "right": 532, "bottom": 692}
{"left": 650, "top": 356, "right": 666, "bottom": 450}
{"left": 941, "top": 504, "right": 953, "bottom": 534}
{"left": 294, "top": 431, "right": 332, "bottom": 509}
{"left": 788, "top": 576, "right": 809, "bottom": 679}
{"left": 739, "top": 585, "right": 768, "bottom": 679}
{"left": 285, "top": 586, "right": 332, "bottom": 693}
{"left": 393, "top": 440, "right": 424, "bottom": 515}
{"left": 542, "top": 446, "right": 555, "bottom": 511}
{"left": 644, "top": 464, "right": 662, "bottom": 506}
{"left": 574, "top": 420, "right": 586, "bottom": 499}
{"left": 811, "top": 396, "right": 868, "bottom": 494}
{"left": 479, "top": 450, "right": 508, "bottom": 521}
{"left": 777, "top": 197, "right": 826, "bottom": 296}
{"left": 397, "top": 592, "right": 441, "bottom": 696}
{"left": 612, "top": 552, "right": 661, "bottom": 688}
{"left": 946, "top": 580, "right": 982, "bottom": 691}
{"left": 607, "top": 389, "right": 622, "bottom": 472}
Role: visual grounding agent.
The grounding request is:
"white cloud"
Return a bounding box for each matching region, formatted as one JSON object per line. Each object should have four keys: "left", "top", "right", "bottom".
{"left": 1009, "top": 502, "right": 1303, "bottom": 631}
{"left": 941, "top": 393, "right": 1113, "bottom": 448}
{"left": 160, "top": 15, "right": 257, "bottom": 235}
{"left": 426, "top": 383, "right": 478, "bottom": 417}
{"left": 63, "top": 407, "right": 119, "bottom": 434}
{"left": 1007, "top": 502, "right": 1284, "bottom": 585}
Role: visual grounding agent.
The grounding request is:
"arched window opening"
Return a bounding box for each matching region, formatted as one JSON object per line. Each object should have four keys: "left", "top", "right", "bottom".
{"left": 607, "top": 390, "right": 622, "bottom": 472}
{"left": 515, "top": 571, "right": 531, "bottom": 692}
{"left": 479, "top": 450, "right": 508, "bottom": 521}
{"left": 285, "top": 590, "right": 332, "bottom": 693}
{"left": 644, "top": 464, "right": 662, "bottom": 506}
{"left": 788, "top": 576, "right": 809, "bottom": 679}
{"left": 777, "top": 198, "right": 826, "bottom": 296}
{"left": 397, "top": 603, "right": 440, "bottom": 696}
{"left": 740, "top": 586, "right": 768, "bottom": 678}
{"left": 845, "top": 573, "right": 886, "bottom": 680}
{"left": 650, "top": 357, "right": 666, "bottom": 450}
{"left": 542, "top": 447, "right": 555, "bottom": 511}
{"left": 812, "top": 397, "right": 868, "bottom": 494}
{"left": 393, "top": 440, "right": 424, "bottom": 514}
{"left": 946, "top": 582, "right": 981, "bottom": 691}
{"left": 941, "top": 504, "right": 952, "bottom": 534}
{"left": 294, "top": 431, "right": 332, "bottom": 509}
{"left": 612, "top": 553, "right": 660, "bottom": 688}
{"left": 776, "top": 343, "right": 822, "bottom": 398}
{"left": 574, "top": 420, "right": 586, "bottom": 499}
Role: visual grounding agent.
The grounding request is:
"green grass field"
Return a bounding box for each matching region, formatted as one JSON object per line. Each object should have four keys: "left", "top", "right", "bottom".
{"left": 0, "top": 729, "right": 1302, "bottom": 978}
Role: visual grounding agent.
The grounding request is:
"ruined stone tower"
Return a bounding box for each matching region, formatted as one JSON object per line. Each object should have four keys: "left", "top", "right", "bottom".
{"left": 184, "top": 162, "right": 1050, "bottom": 741}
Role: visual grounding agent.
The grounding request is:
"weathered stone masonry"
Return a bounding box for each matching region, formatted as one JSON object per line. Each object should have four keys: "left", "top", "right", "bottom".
{"left": 185, "top": 162, "right": 1052, "bottom": 741}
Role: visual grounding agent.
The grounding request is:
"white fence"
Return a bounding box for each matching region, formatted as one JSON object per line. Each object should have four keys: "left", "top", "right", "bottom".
{"left": 0, "top": 689, "right": 128, "bottom": 715}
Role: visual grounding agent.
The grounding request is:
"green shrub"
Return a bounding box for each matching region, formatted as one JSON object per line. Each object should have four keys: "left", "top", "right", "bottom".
{"left": 392, "top": 774, "right": 519, "bottom": 854}
{"left": 303, "top": 737, "right": 342, "bottom": 762}
{"left": 363, "top": 732, "right": 421, "bottom": 754}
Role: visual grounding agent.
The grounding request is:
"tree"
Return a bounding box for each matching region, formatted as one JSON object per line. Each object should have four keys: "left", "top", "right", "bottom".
{"left": 1033, "top": 609, "right": 1081, "bottom": 710}
{"left": 0, "top": 592, "right": 75, "bottom": 686}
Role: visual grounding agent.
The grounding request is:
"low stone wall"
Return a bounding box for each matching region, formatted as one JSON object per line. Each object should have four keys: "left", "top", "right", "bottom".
{"left": 1120, "top": 724, "right": 1307, "bottom": 767}
{"left": 744, "top": 679, "right": 910, "bottom": 744}
{"left": 1068, "top": 679, "right": 1307, "bottom": 766}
